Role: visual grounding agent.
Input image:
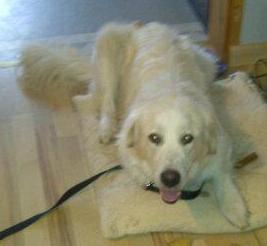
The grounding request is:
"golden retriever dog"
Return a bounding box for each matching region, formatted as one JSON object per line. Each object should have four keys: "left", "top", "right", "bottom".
{"left": 19, "top": 22, "right": 248, "bottom": 228}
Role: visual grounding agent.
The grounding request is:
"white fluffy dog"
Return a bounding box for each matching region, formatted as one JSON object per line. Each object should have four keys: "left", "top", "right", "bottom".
{"left": 19, "top": 22, "right": 248, "bottom": 228}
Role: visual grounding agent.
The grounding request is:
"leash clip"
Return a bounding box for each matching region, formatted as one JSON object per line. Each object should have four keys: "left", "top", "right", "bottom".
{"left": 143, "top": 182, "right": 160, "bottom": 193}
{"left": 143, "top": 181, "right": 154, "bottom": 190}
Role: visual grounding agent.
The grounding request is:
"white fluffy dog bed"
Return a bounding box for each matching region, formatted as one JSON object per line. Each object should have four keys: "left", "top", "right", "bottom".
{"left": 73, "top": 72, "right": 267, "bottom": 238}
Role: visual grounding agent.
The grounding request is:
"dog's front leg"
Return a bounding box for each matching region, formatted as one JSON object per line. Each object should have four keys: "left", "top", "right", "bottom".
{"left": 212, "top": 173, "right": 249, "bottom": 229}
{"left": 99, "top": 93, "right": 117, "bottom": 144}
{"left": 94, "top": 24, "right": 135, "bottom": 144}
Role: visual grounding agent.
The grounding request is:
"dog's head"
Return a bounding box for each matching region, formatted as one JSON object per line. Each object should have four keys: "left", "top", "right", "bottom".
{"left": 118, "top": 97, "right": 218, "bottom": 203}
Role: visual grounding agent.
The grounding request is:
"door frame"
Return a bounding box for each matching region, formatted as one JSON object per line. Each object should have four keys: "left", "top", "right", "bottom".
{"left": 207, "top": 0, "right": 244, "bottom": 63}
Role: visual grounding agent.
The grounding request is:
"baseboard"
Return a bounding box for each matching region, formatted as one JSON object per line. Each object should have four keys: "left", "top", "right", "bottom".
{"left": 228, "top": 42, "right": 267, "bottom": 91}
{"left": 229, "top": 42, "right": 267, "bottom": 67}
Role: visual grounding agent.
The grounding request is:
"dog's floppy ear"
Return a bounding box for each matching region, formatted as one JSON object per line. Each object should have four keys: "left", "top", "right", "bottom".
{"left": 193, "top": 112, "right": 218, "bottom": 162}
{"left": 204, "top": 117, "right": 218, "bottom": 155}
{"left": 125, "top": 121, "right": 136, "bottom": 148}
{"left": 118, "top": 112, "right": 139, "bottom": 149}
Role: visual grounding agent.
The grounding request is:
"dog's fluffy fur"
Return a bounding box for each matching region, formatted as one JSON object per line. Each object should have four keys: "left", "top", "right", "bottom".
{"left": 19, "top": 22, "right": 248, "bottom": 228}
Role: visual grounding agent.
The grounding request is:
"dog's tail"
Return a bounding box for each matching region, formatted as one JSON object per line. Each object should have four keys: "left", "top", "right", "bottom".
{"left": 18, "top": 45, "right": 92, "bottom": 106}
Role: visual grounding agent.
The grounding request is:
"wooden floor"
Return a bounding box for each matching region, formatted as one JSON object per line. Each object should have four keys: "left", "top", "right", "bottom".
{"left": 1, "top": 68, "right": 267, "bottom": 246}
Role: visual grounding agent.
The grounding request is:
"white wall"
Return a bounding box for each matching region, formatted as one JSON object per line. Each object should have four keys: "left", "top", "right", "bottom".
{"left": 240, "top": 0, "right": 267, "bottom": 44}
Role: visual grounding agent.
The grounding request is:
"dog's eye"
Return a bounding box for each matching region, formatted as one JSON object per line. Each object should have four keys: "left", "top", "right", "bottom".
{"left": 181, "top": 134, "right": 194, "bottom": 145}
{"left": 148, "top": 133, "right": 163, "bottom": 145}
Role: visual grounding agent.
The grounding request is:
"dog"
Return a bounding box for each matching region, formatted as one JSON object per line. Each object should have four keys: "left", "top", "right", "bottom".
{"left": 19, "top": 22, "right": 248, "bottom": 229}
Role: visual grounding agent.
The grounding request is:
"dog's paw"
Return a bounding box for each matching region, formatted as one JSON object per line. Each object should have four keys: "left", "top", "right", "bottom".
{"left": 221, "top": 197, "right": 249, "bottom": 229}
{"left": 99, "top": 116, "right": 117, "bottom": 144}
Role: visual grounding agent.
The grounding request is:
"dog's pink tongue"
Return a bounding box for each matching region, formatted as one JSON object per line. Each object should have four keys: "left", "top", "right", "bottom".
{"left": 160, "top": 190, "right": 181, "bottom": 204}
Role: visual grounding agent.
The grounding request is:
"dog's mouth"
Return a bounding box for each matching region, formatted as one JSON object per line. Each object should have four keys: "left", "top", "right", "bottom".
{"left": 160, "top": 188, "right": 181, "bottom": 204}
{"left": 144, "top": 181, "right": 202, "bottom": 202}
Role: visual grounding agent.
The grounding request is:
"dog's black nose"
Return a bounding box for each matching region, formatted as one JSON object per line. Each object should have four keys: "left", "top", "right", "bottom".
{"left": 160, "top": 169, "right": 180, "bottom": 187}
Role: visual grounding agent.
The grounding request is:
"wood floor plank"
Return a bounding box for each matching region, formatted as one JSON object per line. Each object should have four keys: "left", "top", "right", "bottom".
{"left": 199, "top": 233, "right": 260, "bottom": 246}
{"left": 255, "top": 227, "right": 267, "bottom": 246}
{"left": 35, "top": 122, "right": 77, "bottom": 246}
{"left": 10, "top": 113, "right": 51, "bottom": 246}
{"left": 152, "top": 232, "right": 187, "bottom": 246}
{"left": 53, "top": 110, "right": 80, "bottom": 138}
{"left": 0, "top": 121, "right": 19, "bottom": 246}
{"left": 190, "top": 239, "right": 207, "bottom": 246}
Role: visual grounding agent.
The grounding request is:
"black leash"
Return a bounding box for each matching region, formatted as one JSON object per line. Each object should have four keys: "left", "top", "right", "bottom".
{"left": 0, "top": 164, "right": 202, "bottom": 241}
